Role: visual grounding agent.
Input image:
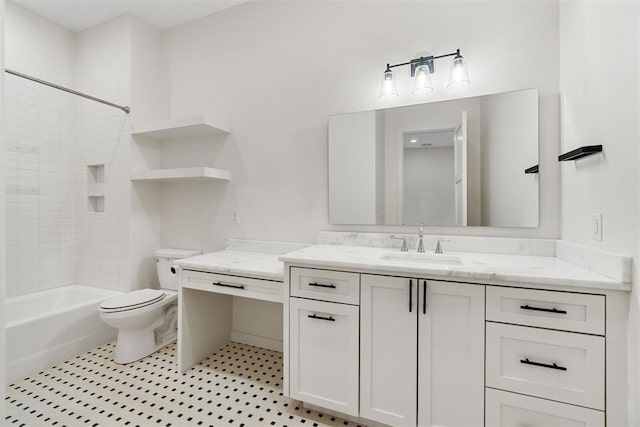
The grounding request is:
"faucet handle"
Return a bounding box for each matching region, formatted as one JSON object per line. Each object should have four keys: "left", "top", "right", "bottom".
{"left": 434, "top": 238, "right": 451, "bottom": 254}
{"left": 391, "top": 235, "right": 409, "bottom": 252}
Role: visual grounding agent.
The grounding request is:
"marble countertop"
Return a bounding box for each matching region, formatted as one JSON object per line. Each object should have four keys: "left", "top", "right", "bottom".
{"left": 175, "top": 250, "right": 286, "bottom": 281}
{"left": 279, "top": 245, "right": 630, "bottom": 291}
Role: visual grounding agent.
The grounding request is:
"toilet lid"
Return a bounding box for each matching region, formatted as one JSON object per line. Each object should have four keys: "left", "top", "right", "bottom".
{"left": 100, "top": 289, "right": 165, "bottom": 311}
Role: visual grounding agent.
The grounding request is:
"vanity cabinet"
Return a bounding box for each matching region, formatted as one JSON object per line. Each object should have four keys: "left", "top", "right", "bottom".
{"left": 360, "top": 275, "right": 484, "bottom": 427}
{"left": 288, "top": 269, "right": 360, "bottom": 416}
{"left": 485, "top": 286, "right": 607, "bottom": 426}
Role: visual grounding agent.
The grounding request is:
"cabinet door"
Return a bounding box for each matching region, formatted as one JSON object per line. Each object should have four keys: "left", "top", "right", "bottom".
{"left": 360, "top": 274, "right": 418, "bottom": 426}
{"left": 289, "top": 297, "right": 359, "bottom": 416}
{"left": 418, "top": 280, "right": 484, "bottom": 427}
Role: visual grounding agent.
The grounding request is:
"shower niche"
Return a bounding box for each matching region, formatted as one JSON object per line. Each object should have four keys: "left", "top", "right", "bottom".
{"left": 87, "top": 164, "right": 105, "bottom": 212}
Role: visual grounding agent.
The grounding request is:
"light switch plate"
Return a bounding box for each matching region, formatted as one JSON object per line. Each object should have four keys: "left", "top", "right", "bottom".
{"left": 592, "top": 213, "right": 603, "bottom": 241}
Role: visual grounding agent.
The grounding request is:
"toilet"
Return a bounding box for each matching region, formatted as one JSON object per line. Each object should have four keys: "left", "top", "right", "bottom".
{"left": 99, "top": 248, "right": 201, "bottom": 364}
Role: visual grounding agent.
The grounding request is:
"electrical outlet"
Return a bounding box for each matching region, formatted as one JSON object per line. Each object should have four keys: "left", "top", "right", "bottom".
{"left": 232, "top": 209, "right": 240, "bottom": 224}
{"left": 592, "top": 214, "right": 602, "bottom": 241}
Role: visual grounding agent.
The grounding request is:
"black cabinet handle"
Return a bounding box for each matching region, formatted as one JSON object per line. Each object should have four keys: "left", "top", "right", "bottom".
{"left": 408, "top": 279, "right": 414, "bottom": 313}
{"left": 308, "top": 282, "right": 336, "bottom": 289}
{"left": 520, "top": 304, "right": 567, "bottom": 315}
{"left": 212, "top": 282, "right": 245, "bottom": 290}
{"left": 520, "top": 358, "right": 567, "bottom": 371}
{"left": 307, "top": 314, "right": 335, "bottom": 322}
{"left": 422, "top": 280, "right": 427, "bottom": 315}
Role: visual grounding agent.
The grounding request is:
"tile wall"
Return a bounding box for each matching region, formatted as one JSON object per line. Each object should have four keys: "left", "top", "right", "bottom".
{"left": 3, "top": 73, "right": 132, "bottom": 296}
{"left": 4, "top": 74, "right": 76, "bottom": 297}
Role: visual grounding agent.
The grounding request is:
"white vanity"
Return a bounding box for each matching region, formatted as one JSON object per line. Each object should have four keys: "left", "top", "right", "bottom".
{"left": 280, "top": 238, "right": 631, "bottom": 427}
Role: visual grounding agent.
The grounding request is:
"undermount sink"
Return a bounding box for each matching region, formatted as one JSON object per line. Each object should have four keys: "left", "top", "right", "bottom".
{"left": 380, "top": 251, "right": 462, "bottom": 265}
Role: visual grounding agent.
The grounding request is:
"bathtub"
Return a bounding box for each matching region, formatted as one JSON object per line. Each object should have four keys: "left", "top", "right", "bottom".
{"left": 5, "top": 285, "right": 122, "bottom": 384}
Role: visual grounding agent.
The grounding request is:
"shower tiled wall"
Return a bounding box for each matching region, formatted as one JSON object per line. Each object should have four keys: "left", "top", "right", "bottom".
{"left": 3, "top": 73, "right": 133, "bottom": 297}
{"left": 3, "top": 74, "right": 77, "bottom": 297}
{"left": 75, "top": 75, "right": 132, "bottom": 292}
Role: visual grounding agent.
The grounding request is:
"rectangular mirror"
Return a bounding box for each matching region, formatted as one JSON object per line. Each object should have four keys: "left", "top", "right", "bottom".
{"left": 328, "top": 88, "right": 539, "bottom": 227}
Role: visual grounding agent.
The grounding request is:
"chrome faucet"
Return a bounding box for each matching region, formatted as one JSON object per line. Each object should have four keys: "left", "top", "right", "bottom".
{"left": 391, "top": 235, "right": 409, "bottom": 252}
{"left": 417, "top": 223, "right": 425, "bottom": 253}
{"left": 434, "top": 238, "right": 451, "bottom": 254}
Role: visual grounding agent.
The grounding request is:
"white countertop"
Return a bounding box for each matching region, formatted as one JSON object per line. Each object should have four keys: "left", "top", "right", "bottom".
{"left": 279, "top": 245, "right": 630, "bottom": 291}
{"left": 175, "top": 250, "right": 286, "bottom": 281}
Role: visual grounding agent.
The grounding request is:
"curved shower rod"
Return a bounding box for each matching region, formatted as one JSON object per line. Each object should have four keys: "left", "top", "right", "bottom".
{"left": 4, "top": 68, "right": 131, "bottom": 114}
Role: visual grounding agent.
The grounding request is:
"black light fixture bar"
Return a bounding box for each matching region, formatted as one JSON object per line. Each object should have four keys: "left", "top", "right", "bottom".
{"left": 385, "top": 49, "right": 462, "bottom": 76}
{"left": 558, "top": 145, "right": 603, "bottom": 161}
{"left": 524, "top": 165, "right": 539, "bottom": 174}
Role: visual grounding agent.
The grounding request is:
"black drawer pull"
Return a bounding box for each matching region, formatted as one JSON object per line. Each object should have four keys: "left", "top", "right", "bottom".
{"left": 307, "top": 314, "right": 335, "bottom": 322}
{"left": 212, "top": 282, "right": 245, "bottom": 290}
{"left": 520, "top": 304, "right": 567, "bottom": 314}
{"left": 409, "top": 279, "right": 413, "bottom": 313}
{"left": 520, "top": 358, "right": 567, "bottom": 371}
{"left": 308, "top": 282, "right": 336, "bottom": 289}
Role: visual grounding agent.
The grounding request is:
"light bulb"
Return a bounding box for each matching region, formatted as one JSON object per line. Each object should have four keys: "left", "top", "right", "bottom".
{"left": 448, "top": 54, "right": 470, "bottom": 88}
{"left": 412, "top": 64, "right": 433, "bottom": 95}
{"left": 379, "top": 69, "right": 399, "bottom": 99}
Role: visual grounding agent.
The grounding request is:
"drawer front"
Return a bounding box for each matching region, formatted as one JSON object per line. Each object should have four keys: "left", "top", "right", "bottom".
{"left": 182, "top": 270, "right": 282, "bottom": 303}
{"left": 290, "top": 267, "right": 359, "bottom": 305}
{"left": 289, "top": 297, "right": 359, "bottom": 416}
{"left": 486, "top": 323, "right": 604, "bottom": 410}
{"left": 486, "top": 388, "right": 605, "bottom": 427}
{"left": 486, "top": 287, "right": 605, "bottom": 335}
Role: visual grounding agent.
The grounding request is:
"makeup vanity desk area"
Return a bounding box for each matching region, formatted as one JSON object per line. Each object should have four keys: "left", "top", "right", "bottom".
{"left": 174, "top": 240, "right": 307, "bottom": 373}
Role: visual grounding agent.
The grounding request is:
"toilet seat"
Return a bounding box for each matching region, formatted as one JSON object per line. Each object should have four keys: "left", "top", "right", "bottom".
{"left": 100, "top": 289, "right": 165, "bottom": 313}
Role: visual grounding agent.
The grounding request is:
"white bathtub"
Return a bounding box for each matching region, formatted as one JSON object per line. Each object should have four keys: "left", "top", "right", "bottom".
{"left": 5, "top": 285, "right": 122, "bottom": 383}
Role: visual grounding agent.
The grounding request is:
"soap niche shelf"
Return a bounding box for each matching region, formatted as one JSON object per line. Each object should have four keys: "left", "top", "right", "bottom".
{"left": 131, "top": 115, "right": 232, "bottom": 183}
{"left": 558, "top": 145, "right": 603, "bottom": 161}
{"left": 87, "top": 164, "right": 105, "bottom": 212}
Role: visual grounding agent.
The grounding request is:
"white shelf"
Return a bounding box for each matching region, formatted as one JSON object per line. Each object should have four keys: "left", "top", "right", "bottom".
{"left": 132, "top": 115, "right": 230, "bottom": 140}
{"left": 130, "top": 167, "right": 231, "bottom": 182}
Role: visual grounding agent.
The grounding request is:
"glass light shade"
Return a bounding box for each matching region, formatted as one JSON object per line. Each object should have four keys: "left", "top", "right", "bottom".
{"left": 412, "top": 64, "right": 433, "bottom": 95}
{"left": 379, "top": 70, "right": 399, "bottom": 99}
{"left": 447, "top": 55, "right": 470, "bottom": 88}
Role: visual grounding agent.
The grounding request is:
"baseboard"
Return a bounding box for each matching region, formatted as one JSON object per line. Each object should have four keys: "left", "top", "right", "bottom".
{"left": 230, "top": 331, "right": 283, "bottom": 352}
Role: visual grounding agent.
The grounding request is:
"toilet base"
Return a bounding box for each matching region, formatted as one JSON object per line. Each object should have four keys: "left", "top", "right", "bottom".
{"left": 112, "top": 304, "right": 178, "bottom": 364}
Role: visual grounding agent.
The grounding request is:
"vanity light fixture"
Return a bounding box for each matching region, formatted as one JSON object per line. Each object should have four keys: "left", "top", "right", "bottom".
{"left": 379, "top": 49, "right": 470, "bottom": 99}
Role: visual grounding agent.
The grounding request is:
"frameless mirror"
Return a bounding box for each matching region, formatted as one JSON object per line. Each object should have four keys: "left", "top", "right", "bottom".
{"left": 328, "top": 88, "right": 539, "bottom": 227}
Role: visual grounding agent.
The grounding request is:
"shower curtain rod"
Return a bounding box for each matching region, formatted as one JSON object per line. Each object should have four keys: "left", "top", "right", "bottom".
{"left": 4, "top": 68, "right": 131, "bottom": 114}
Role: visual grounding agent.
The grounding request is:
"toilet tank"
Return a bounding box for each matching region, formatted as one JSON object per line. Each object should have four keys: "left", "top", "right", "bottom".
{"left": 154, "top": 248, "right": 202, "bottom": 291}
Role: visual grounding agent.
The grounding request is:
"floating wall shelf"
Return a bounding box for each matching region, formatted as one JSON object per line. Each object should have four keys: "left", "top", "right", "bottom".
{"left": 132, "top": 115, "right": 230, "bottom": 140}
{"left": 524, "top": 165, "right": 539, "bottom": 174}
{"left": 131, "top": 167, "right": 231, "bottom": 183}
{"left": 558, "top": 145, "right": 603, "bottom": 162}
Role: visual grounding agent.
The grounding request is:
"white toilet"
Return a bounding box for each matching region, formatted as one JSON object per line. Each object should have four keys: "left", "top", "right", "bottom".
{"left": 99, "top": 248, "right": 201, "bottom": 364}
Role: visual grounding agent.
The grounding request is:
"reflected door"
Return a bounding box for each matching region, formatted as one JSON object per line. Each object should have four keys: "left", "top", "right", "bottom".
{"left": 454, "top": 111, "right": 468, "bottom": 226}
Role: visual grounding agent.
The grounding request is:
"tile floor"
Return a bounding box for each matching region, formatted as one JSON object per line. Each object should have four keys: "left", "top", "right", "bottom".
{"left": 5, "top": 342, "right": 362, "bottom": 427}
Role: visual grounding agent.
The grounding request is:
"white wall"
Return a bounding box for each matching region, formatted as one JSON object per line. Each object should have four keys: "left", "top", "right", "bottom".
{"left": 161, "top": 0, "right": 560, "bottom": 249}
{"left": 403, "top": 146, "right": 455, "bottom": 225}
{"left": 1, "top": 0, "right": 7, "bottom": 413}
{"left": 480, "top": 89, "right": 538, "bottom": 227}
{"left": 559, "top": 2, "right": 640, "bottom": 425}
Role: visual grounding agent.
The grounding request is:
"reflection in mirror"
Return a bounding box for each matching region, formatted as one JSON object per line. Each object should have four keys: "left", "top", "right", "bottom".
{"left": 328, "top": 89, "right": 539, "bottom": 227}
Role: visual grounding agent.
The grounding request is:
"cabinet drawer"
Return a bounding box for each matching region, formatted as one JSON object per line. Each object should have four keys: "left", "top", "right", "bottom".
{"left": 486, "top": 388, "right": 604, "bottom": 427}
{"left": 181, "top": 270, "right": 282, "bottom": 303}
{"left": 289, "top": 297, "right": 359, "bottom": 416}
{"left": 290, "top": 267, "right": 359, "bottom": 305}
{"left": 486, "top": 287, "right": 605, "bottom": 335}
{"left": 486, "top": 323, "right": 604, "bottom": 410}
